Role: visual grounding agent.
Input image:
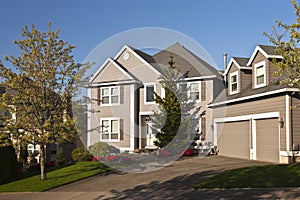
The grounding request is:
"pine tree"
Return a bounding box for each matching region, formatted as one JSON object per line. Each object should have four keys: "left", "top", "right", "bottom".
{"left": 151, "top": 55, "right": 198, "bottom": 152}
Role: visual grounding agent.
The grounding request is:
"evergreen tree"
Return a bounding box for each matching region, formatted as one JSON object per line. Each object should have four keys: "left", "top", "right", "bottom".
{"left": 151, "top": 55, "right": 199, "bottom": 151}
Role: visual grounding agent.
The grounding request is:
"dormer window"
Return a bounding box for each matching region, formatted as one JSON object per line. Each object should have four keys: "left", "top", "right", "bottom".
{"left": 229, "top": 71, "right": 238, "bottom": 95}
{"left": 254, "top": 61, "right": 266, "bottom": 88}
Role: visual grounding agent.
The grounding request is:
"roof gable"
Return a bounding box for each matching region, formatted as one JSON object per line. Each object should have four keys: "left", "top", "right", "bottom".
{"left": 114, "top": 45, "right": 161, "bottom": 76}
{"left": 247, "top": 45, "right": 283, "bottom": 66}
{"left": 224, "top": 57, "right": 251, "bottom": 75}
{"left": 89, "top": 58, "right": 135, "bottom": 83}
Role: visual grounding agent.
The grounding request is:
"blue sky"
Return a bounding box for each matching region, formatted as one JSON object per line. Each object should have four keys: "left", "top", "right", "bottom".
{"left": 0, "top": 0, "right": 297, "bottom": 70}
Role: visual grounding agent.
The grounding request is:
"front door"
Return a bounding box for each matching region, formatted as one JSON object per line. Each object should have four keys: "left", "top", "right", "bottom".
{"left": 145, "top": 119, "right": 156, "bottom": 148}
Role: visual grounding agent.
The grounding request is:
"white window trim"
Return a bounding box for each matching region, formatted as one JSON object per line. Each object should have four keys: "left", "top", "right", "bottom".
{"left": 254, "top": 61, "right": 266, "bottom": 89}
{"left": 188, "top": 81, "right": 201, "bottom": 102}
{"left": 100, "top": 117, "right": 120, "bottom": 142}
{"left": 144, "top": 83, "right": 156, "bottom": 105}
{"left": 100, "top": 86, "right": 120, "bottom": 106}
{"left": 229, "top": 71, "right": 239, "bottom": 95}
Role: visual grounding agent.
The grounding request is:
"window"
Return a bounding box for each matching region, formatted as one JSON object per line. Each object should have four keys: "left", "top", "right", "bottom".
{"left": 229, "top": 71, "right": 238, "bottom": 95}
{"left": 254, "top": 61, "right": 266, "bottom": 88}
{"left": 189, "top": 82, "right": 200, "bottom": 101}
{"left": 145, "top": 83, "right": 155, "bottom": 104}
{"left": 100, "top": 118, "right": 120, "bottom": 141}
{"left": 101, "top": 86, "right": 119, "bottom": 105}
{"left": 27, "top": 144, "right": 40, "bottom": 155}
{"left": 178, "top": 82, "right": 187, "bottom": 94}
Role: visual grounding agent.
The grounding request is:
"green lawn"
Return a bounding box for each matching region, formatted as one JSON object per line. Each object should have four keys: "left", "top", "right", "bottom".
{"left": 0, "top": 162, "right": 111, "bottom": 192}
{"left": 194, "top": 163, "right": 300, "bottom": 189}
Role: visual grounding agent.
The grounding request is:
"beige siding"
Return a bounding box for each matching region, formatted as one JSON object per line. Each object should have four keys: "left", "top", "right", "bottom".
{"left": 240, "top": 69, "right": 252, "bottom": 91}
{"left": 256, "top": 118, "right": 280, "bottom": 162}
{"left": 140, "top": 83, "right": 161, "bottom": 113}
{"left": 292, "top": 95, "right": 300, "bottom": 150}
{"left": 202, "top": 80, "right": 214, "bottom": 142}
{"left": 213, "top": 95, "right": 286, "bottom": 151}
{"left": 92, "top": 62, "right": 132, "bottom": 83}
{"left": 267, "top": 58, "right": 278, "bottom": 83}
{"left": 89, "top": 85, "right": 133, "bottom": 148}
{"left": 116, "top": 49, "right": 159, "bottom": 83}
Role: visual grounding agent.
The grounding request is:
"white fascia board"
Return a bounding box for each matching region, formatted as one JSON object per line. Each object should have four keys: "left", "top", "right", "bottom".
{"left": 224, "top": 58, "right": 240, "bottom": 75}
{"left": 184, "top": 75, "right": 217, "bottom": 81}
{"left": 240, "top": 66, "right": 252, "bottom": 70}
{"left": 114, "top": 45, "right": 161, "bottom": 76}
{"left": 214, "top": 111, "right": 280, "bottom": 123}
{"left": 157, "top": 75, "right": 217, "bottom": 83}
{"left": 139, "top": 111, "right": 154, "bottom": 115}
{"left": 247, "top": 46, "right": 283, "bottom": 66}
{"left": 88, "top": 80, "right": 140, "bottom": 87}
{"left": 89, "top": 57, "right": 111, "bottom": 83}
{"left": 208, "top": 88, "right": 299, "bottom": 107}
{"left": 89, "top": 57, "right": 134, "bottom": 83}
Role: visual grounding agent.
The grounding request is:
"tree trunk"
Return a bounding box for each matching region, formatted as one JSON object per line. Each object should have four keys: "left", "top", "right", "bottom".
{"left": 39, "top": 144, "right": 47, "bottom": 180}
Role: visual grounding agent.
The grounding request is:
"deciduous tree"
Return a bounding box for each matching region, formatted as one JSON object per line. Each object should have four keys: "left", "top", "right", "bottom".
{"left": 0, "top": 23, "right": 88, "bottom": 180}
{"left": 264, "top": 0, "right": 300, "bottom": 87}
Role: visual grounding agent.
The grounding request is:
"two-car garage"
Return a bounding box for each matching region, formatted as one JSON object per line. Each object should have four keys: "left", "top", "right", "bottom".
{"left": 215, "top": 113, "right": 280, "bottom": 163}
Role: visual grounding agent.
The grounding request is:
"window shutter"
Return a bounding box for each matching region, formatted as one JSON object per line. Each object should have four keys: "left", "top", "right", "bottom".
{"left": 201, "top": 117, "right": 206, "bottom": 141}
{"left": 201, "top": 81, "right": 206, "bottom": 101}
{"left": 120, "top": 85, "right": 124, "bottom": 104}
{"left": 97, "top": 88, "right": 101, "bottom": 105}
{"left": 120, "top": 119, "right": 124, "bottom": 140}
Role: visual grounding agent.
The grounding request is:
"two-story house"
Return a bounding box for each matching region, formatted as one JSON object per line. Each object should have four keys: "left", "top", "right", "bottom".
{"left": 209, "top": 45, "right": 300, "bottom": 163}
{"left": 87, "top": 43, "right": 223, "bottom": 152}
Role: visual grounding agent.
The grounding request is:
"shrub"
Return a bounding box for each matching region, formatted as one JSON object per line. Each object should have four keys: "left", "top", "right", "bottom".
{"left": 55, "top": 148, "right": 66, "bottom": 166}
{"left": 0, "top": 146, "right": 18, "bottom": 184}
{"left": 71, "top": 147, "right": 92, "bottom": 162}
{"left": 105, "top": 155, "right": 118, "bottom": 162}
{"left": 89, "top": 142, "right": 120, "bottom": 157}
{"left": 92, "top": 156, "right": 102, "bottom": 161}
{"left": 159, "top": 149, "right": 171, "bottom": 156}
{"left": 182, "top": 149, "right": 194, "bottom": 156}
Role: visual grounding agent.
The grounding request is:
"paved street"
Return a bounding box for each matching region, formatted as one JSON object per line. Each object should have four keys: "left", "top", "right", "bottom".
{"left": 0, "top": 156, "right": 300, "bottom": 199}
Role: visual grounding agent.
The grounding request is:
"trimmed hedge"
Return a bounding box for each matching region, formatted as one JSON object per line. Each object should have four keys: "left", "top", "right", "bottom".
{"left": 89, "top": 142, "right": 120, "bottom": 157}
{"left": 71, "top": 147, "right": 92, "bottom": 162}
{"left": 0, "top": 146, "right": 18, "bottom": 184}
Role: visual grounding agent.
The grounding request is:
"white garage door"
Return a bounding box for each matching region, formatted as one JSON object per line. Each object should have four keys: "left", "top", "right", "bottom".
{"left": 256, "top": 118, "right": 279, "bottom": 163}
{"left": 217, "top": 121, "right": 250, "bottom": 159}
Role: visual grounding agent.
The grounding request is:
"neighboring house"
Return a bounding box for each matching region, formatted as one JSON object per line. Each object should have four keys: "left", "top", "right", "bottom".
{"left": 0, "top": 85, "right": 76, "bottom": 163}
{"left": 209, "top": 45, "right": 300, "bottom": 163}
{"left": 87, "top": 43, "right": 223, "bottom": 152}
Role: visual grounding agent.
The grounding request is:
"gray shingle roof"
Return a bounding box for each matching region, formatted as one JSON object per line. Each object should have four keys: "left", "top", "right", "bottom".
{"left": 232, "top": 57, "right": 249, "bottom": 67}
{"left": 152, "top": 43, "right": 221, "bottom": 78}
{"left": 259, "top": 45, "right": 280, "bottom": 55}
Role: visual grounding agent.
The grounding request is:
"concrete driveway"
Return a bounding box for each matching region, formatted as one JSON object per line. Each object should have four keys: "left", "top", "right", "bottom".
{"left": 0, "top": 156, "right": 299, "bottom": 199}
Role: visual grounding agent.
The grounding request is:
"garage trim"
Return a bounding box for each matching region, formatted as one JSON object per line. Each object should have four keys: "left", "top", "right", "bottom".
{"left": 214, "top": 112, "right": 280, "bottom": 146}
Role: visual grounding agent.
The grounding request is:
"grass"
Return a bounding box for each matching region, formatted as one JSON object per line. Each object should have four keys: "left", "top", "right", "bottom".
{"left": 0, "top": 162, "right": 111, "bottom": 192}
{"left": 194, "top": 163, "right": 300, "bottom": 189}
